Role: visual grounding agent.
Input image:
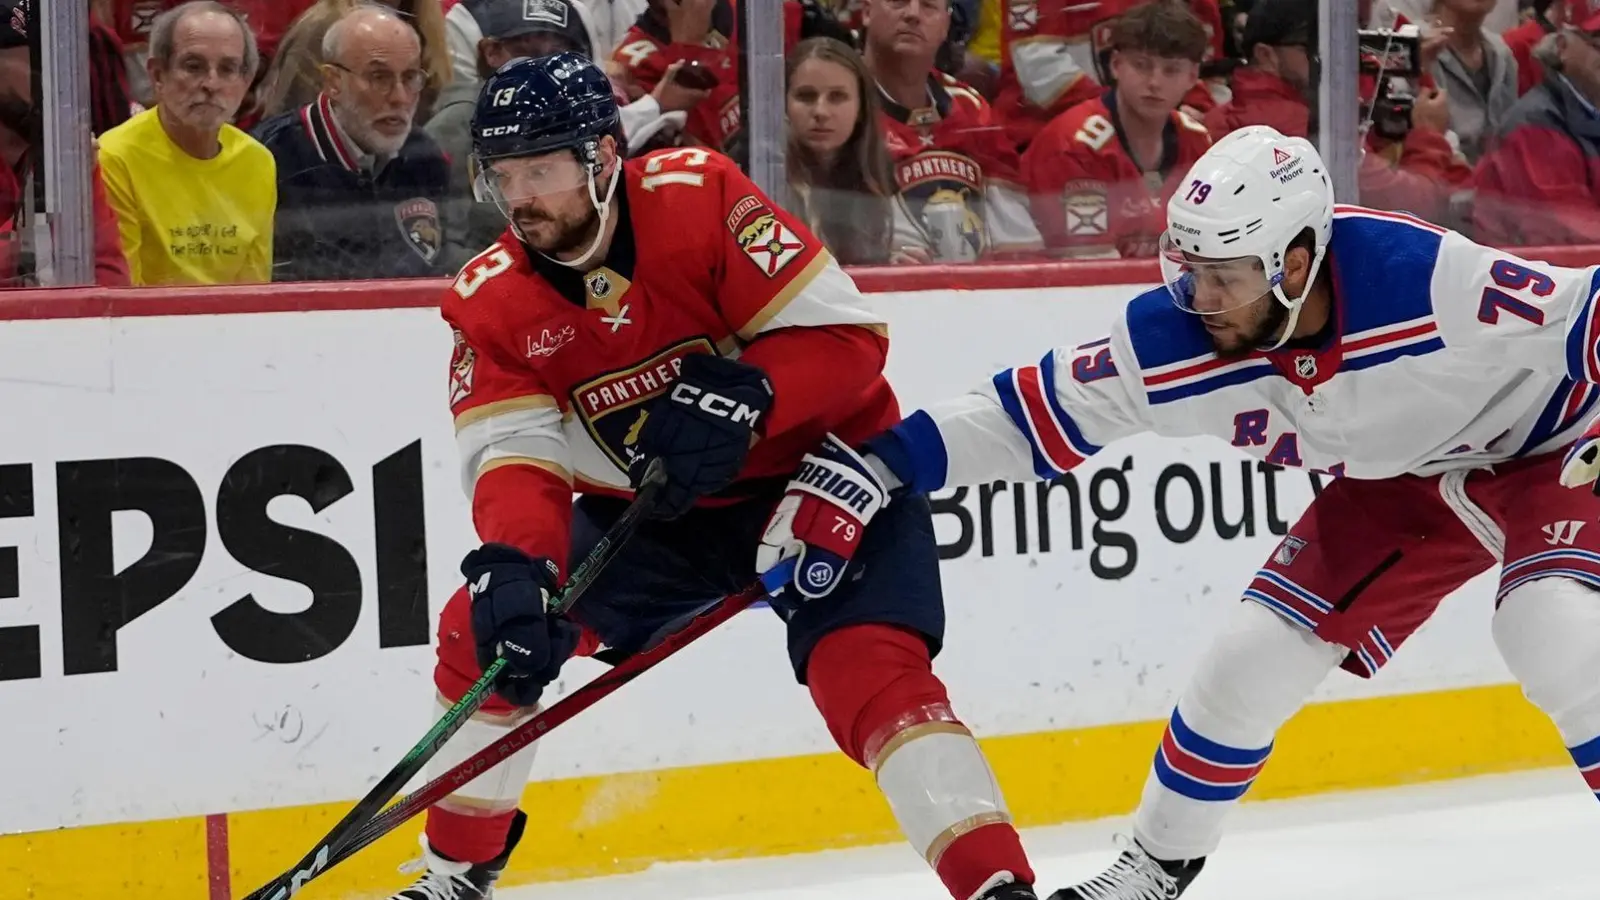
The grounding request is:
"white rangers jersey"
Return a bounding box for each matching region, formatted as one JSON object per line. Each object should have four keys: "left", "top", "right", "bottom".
{"left": 886, "top": 206, "right": 1600, "bottom": 492}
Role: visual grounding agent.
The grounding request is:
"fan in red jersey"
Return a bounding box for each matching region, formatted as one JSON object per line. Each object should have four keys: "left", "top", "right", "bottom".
{"left": 1021, "top": 1, "right": 1212, "bottom": 258}
{"left": 385, "top": 52, "right": 1043, "bottom": 900}
{"left": 860, "top": 0, "right": 1042, "bottom": 260}
{"left": 994, "top": 0, "right": 1223, "bottom": 150}
{"left": 609, "top": 0, "right": 812, "bottom": 153}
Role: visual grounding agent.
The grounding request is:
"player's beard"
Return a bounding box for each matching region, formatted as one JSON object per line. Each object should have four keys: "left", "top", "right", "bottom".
{"left": 516, "top": 202, "right": 601, "bottom": 258}
{"left": 1208, "top": 295, "right": 1291, "bottom": 360}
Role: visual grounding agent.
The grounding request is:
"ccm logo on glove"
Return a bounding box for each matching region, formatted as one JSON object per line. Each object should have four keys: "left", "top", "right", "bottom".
{"left": 668, "top": 382, "right": 765, "bottom": 427}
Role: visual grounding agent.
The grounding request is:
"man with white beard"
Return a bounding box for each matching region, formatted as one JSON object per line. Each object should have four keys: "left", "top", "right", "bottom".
{"left": 254, "top": 3, "right": 451, "bottom": 281}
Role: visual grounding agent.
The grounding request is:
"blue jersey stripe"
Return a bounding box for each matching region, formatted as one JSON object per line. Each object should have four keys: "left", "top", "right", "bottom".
{"left": 1039, "top": 351, "right": 1103, "bottom": 458}
{"left": 991, "top": 368, "right": 1061, "bottom": 479}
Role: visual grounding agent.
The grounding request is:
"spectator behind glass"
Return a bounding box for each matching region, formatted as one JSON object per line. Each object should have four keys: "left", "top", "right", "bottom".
{"left": 442, "top": 0, "right": 649, "bottom": 81}
{"left": 97, "top": 1, "right": 276, "bottom": 285}
{"left": 429, "top": 0, "right": 594, "bottom": 267}
{"left": 992, "top": 0, "right": 1225, "bottom": 153}
{"left": 0, "top": 0, "right": 128, "bottom": 286}
{"left": 1472, "top": 0, "right": 1600, "bottom": 245}
{"left": 253, "top": 3, "right": 451, "bottom": 280}
{"left": 1429, "top": 0, "right": 1520, "bottom": 161}
{"left": 1208, "top": 0, "right": 1472, "bottom": 221}
{"left": 785, "top": 37, "right": 930, "bottom": 264}
{"left": 259, "top": 0, "right": 452, "bottom": 120}
{"left": 1022, "top": 1, "right": 1213, "bottom": 259}
{"left": 1204, "top": 0, "right": 1317, "bottom": 138}
{"left": 862, "top": 0, "right": 1041, "bottom": 261}
{"left": 609, "top": 0, "right": 741, "bottom": 151}
{"left": 1503, "top": 0, "right": 1563, "bottom": 94}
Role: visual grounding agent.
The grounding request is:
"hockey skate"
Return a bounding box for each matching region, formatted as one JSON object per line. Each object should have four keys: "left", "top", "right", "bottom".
{"left": 978, "top": 875, "right": 1042, "bottom": 900}
{"left": 389, "top": 810, "right": 527, "bottom": 900}
{"left": 1046, "top": 837, "right": 1203, "bottom": 900}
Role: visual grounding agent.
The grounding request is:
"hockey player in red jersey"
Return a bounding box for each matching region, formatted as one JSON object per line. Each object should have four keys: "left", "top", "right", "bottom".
{"left": 862, "top": 0, "right": 1043, "bottom": 260}
{"left": 1021, "top": 1, "right": 1212, "bottom": 258}
{"left": 388, "top": 53, "right": 1040, "bottom": 900}
{"left": 995, "top": 0, "right": 1223, "bottom": 150}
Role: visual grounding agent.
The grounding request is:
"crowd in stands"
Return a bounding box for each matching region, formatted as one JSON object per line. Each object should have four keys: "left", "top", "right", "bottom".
{"left": 0, "top": 0, "right": 1596, "bottom": 286}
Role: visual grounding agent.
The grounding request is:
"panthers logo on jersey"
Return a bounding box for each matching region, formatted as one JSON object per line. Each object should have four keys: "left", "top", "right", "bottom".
{"left": 894, "top": 150, "right": 988, "bottom": 262}
{"left": 570, "top": 338, "right": 717, "bottom": 472}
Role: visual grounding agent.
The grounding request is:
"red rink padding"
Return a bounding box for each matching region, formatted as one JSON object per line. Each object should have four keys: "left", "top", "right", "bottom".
{"left": 2, "top": 245, "right": 1598, "bottom": 320}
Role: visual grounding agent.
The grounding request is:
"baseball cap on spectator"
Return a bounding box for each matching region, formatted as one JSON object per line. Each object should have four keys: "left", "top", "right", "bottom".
{"left": 1242, "top": 0, "right": 1316, "bottom": 56}
{"left": 481, "top": 0, "right": 592, "bottom": 57}
{"left": 1565, "top": 0, "right": 1600, "bottom": 32}
{"left": 0, "top": 0, "right": 28, "bottom": 50}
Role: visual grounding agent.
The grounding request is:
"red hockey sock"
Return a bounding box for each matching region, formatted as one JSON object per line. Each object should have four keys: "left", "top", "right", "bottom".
{"left": 807, "top": 623, "right": 1035, "bottom": 899}
{"left": 935, "top": 822, "right": 1035, "bottom": 900}
{"left": 425, "top": 805, "right": 518, "bottom": 865}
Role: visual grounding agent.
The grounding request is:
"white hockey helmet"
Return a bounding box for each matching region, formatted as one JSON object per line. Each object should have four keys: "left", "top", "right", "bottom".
{"left": 1159, "top": 125, "right": 1335, "bottom": 350}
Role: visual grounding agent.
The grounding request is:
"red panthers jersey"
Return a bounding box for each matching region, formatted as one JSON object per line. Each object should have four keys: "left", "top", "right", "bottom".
{"left": 995, "top": 0, "right": 1222, "bottom": 149}
{"left": 611, "top": 0, "right": 802, "bottom": 152}
{"left": 1022, "top": 92, "right": 1211, "bottom": 257}
{"left": 441, "top": 148, "right": 896, "bottom": 573}
{"left": 879, "top": 72, "right": 1042, "bottom": 261}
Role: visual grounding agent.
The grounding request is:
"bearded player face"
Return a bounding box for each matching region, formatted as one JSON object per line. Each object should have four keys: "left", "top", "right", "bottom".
{"left": 486, "top": 142, "right": 617, "bottom": 257}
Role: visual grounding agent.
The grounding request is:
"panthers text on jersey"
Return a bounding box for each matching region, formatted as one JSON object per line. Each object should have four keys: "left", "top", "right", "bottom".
{"left": 443, "top": 147, "right": 897, "bottom": 575}
{"left": 880, "top": 206, "right": 1600, "bottom": 493}
{"left": 1022, "top": 90, "right": 1212, "bottom": 258}
{"left": 879, "top": 71, "right": 1043, "bottom": 262}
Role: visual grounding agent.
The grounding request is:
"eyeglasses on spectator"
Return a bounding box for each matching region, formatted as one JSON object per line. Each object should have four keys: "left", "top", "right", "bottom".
{"left": 326, "top": 62, "right": 430, "bottom": 95}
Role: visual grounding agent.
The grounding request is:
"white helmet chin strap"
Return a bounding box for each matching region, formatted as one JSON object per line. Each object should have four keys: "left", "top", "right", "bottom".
{"left": 536, "top": 157, "right": 620, "bottom": 270}
{"left": 1262, "top": 245, "right": 1327, "bottom": 352}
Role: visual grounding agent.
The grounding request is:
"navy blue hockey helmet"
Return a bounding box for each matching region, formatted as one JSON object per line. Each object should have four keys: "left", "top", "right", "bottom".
{"left": 471, "top": 52, "right": 621, "bottom": 205}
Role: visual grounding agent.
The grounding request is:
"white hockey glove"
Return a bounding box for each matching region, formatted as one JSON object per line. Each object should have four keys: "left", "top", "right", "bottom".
{"left": 1560, "top": 415, "right": 1600, "bottom": 494}
{"left": 756, "top": 434, "right": 889, "bottom": 601}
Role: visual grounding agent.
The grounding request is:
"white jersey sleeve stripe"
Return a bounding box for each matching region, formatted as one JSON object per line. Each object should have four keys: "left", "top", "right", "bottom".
{"left": 989, "top": 353, "right": 1103, "bottom": 478}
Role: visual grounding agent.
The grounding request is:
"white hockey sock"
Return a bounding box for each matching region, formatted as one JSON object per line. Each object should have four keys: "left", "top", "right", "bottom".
{"left": 426, "top": 694, "right": 542, "bottom": 818}
{"left": 1494, "top": 577, "right": 1600, "bottom": 803}
{"left": 1134, "top": 600, "right": 1345, "bottom": 861}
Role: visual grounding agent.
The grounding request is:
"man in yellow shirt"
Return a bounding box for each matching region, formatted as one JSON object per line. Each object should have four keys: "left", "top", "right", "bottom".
{"left": 98, "top": 0, "right": 275, "bottom": 286}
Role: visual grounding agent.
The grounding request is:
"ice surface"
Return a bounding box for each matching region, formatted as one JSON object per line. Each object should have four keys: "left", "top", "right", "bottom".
{"left": 500, "top": 768, "right": 1596, "bottom": 900}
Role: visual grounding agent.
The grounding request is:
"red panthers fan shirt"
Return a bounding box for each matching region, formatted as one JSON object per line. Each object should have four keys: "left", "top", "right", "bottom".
{"left": 995, "top": 0, "right": 1221, "bottom": 149}
{"left": 1022, "top": 91, "right": 1211, "bottom": 257}
{"left": 610, "top": 0, "right": 801, "bottom": 152}
{"left": 442, "top": 149, "right": 896, "bottom": 573}
{"left": 879, "top": 72, "right": 1042, "bottom": 261}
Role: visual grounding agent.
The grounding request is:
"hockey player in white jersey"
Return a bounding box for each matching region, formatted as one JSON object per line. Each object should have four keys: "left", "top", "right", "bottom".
{"left": 755, "top": 124, "right": 1600, "bottom": 899}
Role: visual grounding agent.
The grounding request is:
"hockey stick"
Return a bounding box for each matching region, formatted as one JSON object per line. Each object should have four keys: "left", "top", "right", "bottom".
{"left": 327, "top": 562, "right": 794, "bottom": 875}
{"left": 242, "top": 460, "right": 668, "bottom": 900}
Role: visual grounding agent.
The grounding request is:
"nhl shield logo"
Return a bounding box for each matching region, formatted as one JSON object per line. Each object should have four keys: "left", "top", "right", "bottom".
{"left": 1273, "top": 536, "right": 1308, "bottom": 567}
{"left": 396, "top": 197, "right": 442, "bottom": 264}
{"left": 1294, "top": 354, "right": 1317, "bottom": 379}
{"left": 586, "top": 270, "right": 612, "bottom": 299}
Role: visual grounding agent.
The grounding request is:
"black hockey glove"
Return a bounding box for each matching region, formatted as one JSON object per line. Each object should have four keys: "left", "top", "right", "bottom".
{"left": 630, "top": 353, "right": 774, "bottom": 519}
{"left": 463, "top": 543, "right": 583, "bottom": 708}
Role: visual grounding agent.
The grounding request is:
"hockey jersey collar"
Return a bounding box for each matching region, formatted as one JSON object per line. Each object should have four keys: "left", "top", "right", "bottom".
{"left": 297, "top": 91, "right": 372, "bottom": 174}
{"left": 527, "top": 170, "right": 639, "bottom": 309}
{"left": 1102, "top": 89, "right": 1181, "bottom": 177}
{"left": 876, "top": 71, "right": 953, "bottom": 127}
